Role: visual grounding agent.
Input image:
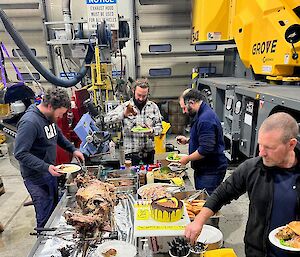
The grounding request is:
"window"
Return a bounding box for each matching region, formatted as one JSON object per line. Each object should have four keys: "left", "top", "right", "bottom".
{"left": 197, "top": 66, "right": 216, "bottom": 74}
{"left": 195, "top": 44, "right": 217, "bottom": 51}
{"left": 149, "top": 68, "right": 171, "bottom": 77}
{"left": 149, "top": 44, "right": 172, "bottom": 53}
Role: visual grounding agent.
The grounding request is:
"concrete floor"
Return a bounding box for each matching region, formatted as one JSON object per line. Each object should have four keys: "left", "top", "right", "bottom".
{"left": 0, "top": 137, "right": 249, "bottom": 257}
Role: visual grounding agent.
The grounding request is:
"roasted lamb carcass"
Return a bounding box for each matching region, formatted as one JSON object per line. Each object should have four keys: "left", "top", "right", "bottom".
{"left": 64, "top": 211, "right": 99, "bottom": 237}
{"left": 74, "top": 173, "right": 97, "bottom": 188}
{"left": 76, "top": 180, "right": 116, "bottom": 214}
{"left": 65, "top": 180, "right": 116, "bottom": 237}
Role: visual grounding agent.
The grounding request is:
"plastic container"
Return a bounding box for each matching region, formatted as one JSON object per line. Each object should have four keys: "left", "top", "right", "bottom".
{"left": 109, "top": 140, "right": 116, "bottom": 158}
{"left": 146, "top": 170, "right": 154, "bottom": 184}
{"left": 139, "top": 165, "right": 147, "bottom": 186}
{"left": 169, "top": 249, "right": 190, "bottom": 257}
{"left": 140, "top": 239, "right": 153, "bottom": 257}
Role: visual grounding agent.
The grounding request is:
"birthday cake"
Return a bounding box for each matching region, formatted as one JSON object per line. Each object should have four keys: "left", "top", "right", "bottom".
{"left": 150, "top": 197, "right": 183, "bottom": 222}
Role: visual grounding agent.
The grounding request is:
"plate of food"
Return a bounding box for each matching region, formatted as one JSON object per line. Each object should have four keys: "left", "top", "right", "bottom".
{"left": 166, "top": 152, "right": 187, "bottom": 162}
{"left": 137, "top": 183, "right": 176, "bottom": 200}
{"left": 153, "top": 166, "right": 185, "bottom": 181}
{"left": 269, "top": 221, "right": 300, "bottom": 251}
{"left": 131, "top": 125, "right": 152, "bottom": 133}
{"left": 94, "top": 240, "right": 137, "bottom": 257}
{"left": 56, "top": 163, "right": 81, "bottom": 174}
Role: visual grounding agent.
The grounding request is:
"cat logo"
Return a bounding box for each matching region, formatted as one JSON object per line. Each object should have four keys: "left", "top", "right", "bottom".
{"left": 2, "top": 127, "right": 17, "bottom": 138}
{"left": 44, "top": 123, "right": 57, "bottom": 139}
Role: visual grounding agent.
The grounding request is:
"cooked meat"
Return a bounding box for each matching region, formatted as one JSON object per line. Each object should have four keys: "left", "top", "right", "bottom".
{"left": 74, "top": 174, "right": 97, "bottom": 188}
{"left": 102, "top": 248, "right": 117, "bottom": 257}
{"left": 65, "top": 177, "right": 116, "bottom": 237}
{"left": 289, "top": 235, "right": 300, "bottom": 248}
{"left": 275, "top": 226, "right": 296, "bottom": 240}
{"left": 64, "top": 211, "right": 99, "bottom": 236}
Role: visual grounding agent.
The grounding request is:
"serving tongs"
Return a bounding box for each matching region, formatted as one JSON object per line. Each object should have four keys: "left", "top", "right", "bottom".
{"left": 186, "top": 190, "right": 206, "bottom": 202}
{"left": 75, "top": 156, "right": 87, "bottom": 172}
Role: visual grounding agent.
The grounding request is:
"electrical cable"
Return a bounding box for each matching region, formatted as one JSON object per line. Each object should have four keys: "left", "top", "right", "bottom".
{"left": 59, "top": 54, "right": 69, "bottom": 80}
{"left": 0, "top": 8, "right": 94, "bottom": 88}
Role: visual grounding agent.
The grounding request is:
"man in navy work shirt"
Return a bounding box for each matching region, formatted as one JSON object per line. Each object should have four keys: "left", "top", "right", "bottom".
{"left": 185, "top": 112, "right": 300, "bottom": 257}
{"left": 177, "top": 88, "right": 227, "bottom": 194}
{"left": 14, "top": 88, "right": 84, "bottom": 228}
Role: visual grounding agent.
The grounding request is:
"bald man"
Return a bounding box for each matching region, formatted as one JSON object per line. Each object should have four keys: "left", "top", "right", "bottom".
{"left": 185, "top": 112, "right": 300, "bottom": 257}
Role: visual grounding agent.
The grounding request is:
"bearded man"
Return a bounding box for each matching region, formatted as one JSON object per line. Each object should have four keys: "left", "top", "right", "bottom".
{"left": 14, "top": 88, "right": 84, "bottom": 228}
{"left": 176, "top": 88, "right": 227, "bottom": 194}
{"left": 104, "top": 78, "right": 162, "bottom": 165}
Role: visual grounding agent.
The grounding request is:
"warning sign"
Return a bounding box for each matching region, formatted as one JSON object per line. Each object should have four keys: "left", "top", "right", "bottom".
{"left": 86, "top": 0, "right": 119, "bottom": 31}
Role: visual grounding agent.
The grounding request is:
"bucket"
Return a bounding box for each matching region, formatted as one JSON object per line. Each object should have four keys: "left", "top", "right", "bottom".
{"left": 197, "top": 225, "right": 223, "bottom": 250}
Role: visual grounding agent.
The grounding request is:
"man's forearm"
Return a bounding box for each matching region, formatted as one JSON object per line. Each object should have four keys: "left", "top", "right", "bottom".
{"left": 194, "top": 207, "right": 214, "bottom": 224}
{"left": 188, "top": 150, "right": 203, "bottom": 162}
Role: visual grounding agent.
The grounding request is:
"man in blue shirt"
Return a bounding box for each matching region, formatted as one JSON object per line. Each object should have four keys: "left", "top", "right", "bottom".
{"left": 177, "top": 88, "right": 227, "bottom": 194}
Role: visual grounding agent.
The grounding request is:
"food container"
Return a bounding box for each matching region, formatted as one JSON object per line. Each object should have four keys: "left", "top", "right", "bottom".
{"left": 169, "top": 249, "right": 190, "bottom": 257}
{"left": 189, "top": 249, "right": 205, "bottom": 257}
{"left": 105, "top": 169, "right": 138, "bottom": 193}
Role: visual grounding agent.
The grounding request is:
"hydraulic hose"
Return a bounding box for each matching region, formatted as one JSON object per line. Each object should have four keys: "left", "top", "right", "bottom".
{"left": 0, "top": 8, "right": 94, "bottom": 88}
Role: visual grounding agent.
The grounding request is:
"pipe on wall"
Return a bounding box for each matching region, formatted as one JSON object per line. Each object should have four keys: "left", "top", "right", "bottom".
{"left": 0, "top": 8, "right": 94, "bottom": 88}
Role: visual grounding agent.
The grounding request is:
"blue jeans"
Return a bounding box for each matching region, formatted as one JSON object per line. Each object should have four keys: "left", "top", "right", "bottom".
{"left": 194, "top": 172, "right": 225, "bottom": 195}
{"left": 24, "top": 175, "right": 58, "bottom": 228}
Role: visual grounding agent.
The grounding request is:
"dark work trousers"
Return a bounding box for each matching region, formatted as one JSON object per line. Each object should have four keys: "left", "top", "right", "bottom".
{"left": 194, "top": 171, "right": 226, "bottom": 229}
{"left": 125, "top": 150, "right": 155, "bottom": 166}
{"left": 194, "top": 171, "right": 226, "bottom": 195}
{"left": 24, "top": 175, "right": 58, "bottom": 228}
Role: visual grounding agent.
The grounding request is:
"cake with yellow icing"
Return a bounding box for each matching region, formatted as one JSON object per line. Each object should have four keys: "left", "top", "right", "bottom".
{"left": 150, "top": 197, "right": 183, "bottom": 222}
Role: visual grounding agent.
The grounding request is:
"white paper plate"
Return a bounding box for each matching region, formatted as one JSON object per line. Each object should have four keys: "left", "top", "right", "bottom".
{"left": 197, "top": 225, "right": 223, "bottom": 244}
{"left": 56, "top": 163, "right": 81, "bottom": 174}
{"left": 166, "top": 153, "right": 187, "bottom": 162}
{"left": 94, "top": 240, "right": 137, "bottom": 257}
{"left": 269, "top": 226, "right": 300, "bottom": 251}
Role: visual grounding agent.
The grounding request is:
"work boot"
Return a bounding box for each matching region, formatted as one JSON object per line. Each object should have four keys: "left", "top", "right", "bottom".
{"left": 0, "top": 187, "right": 5, "bottom": 196}
{"left": 0, "top": 222, "right": 4, "bottom": 233}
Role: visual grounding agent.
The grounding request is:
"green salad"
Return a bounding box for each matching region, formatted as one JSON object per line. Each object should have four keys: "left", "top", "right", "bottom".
{"left": 131, "top": 125, "right": 151, "bottom": 133}
{"left": 167, "top": 152, "right": 181, "bottom": 160}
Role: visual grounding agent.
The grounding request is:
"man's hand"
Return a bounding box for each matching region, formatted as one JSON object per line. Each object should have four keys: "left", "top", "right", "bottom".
{"left": 176, "top": 135, "right": 189, "bottom": 145}
{"left": 48, "top": 165, "right": 62, "bottom": 177}
{"left": 184, "top": 220, "right": 204, "bottom": 245}
{"left": 144, "top": 124, "right": 154, "bottom": 135}
{"left": 73, "top": 150, "right": 85, "bottom": 162}
{"left": 124, "top": 103, "right": 137, "bottom": 117}
{"left": 180, "top": 155, "right": 190, "bottom": 165}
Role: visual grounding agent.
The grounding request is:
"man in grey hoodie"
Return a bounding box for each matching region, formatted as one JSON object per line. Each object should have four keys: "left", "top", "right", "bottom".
{"left": 14, "top": 88, "right": 84, "bottom": 228}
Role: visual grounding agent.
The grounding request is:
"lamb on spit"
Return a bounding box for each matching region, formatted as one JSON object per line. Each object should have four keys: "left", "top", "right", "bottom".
{"left": 64, "top": 177, "right": 116, "bottom": 238}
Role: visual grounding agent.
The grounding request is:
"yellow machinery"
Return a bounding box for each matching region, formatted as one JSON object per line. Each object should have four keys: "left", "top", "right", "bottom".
{"left": 87, "top": 45, "right": 115, "bottom": 107}
{"left": 190, "top": 0, "right": 300, "bottom": 161}
{"left": 192, "top": 0, "right": 300, "bottom": 81}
